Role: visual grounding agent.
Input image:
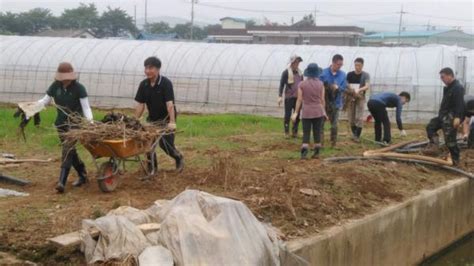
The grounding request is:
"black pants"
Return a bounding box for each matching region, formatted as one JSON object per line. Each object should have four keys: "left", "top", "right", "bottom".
{"left": 468, "top": 123, "right": 474, "bottom": 148}
{"left": 367, "top": 100, "right": 391, "bottom": 143}
{"left": 426, "top": 115, "right": 460, "bottom": 161}
{"left": 147, "top": 133, "right": 182, "bottom": 168}
{"left": 57, "top": 125, "right": 86, "bottom": 173}
{"left": 284, "top": 97, "right": 300, "bottom": 134}
{"left": 302, "top": 117, "right": 324, "bottom": 145}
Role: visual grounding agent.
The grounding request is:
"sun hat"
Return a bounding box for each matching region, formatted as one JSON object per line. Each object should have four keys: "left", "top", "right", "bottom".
{"left": 55, "top": 62, "right": 77, "bottom": 81}
{"left": 304, "top": 63, "right": 322, "bottom": 78}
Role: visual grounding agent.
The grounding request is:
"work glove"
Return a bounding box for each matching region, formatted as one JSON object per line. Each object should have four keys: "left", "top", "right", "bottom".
{"left": 167, "top": 122, "right": 177, "bottom": 131}
{"left": 278, "top": 96, "right": 283, "bottom": 106}
{"left": 291, "top": 112, "right": 298, "bottom": 122}
{"left": 453, "top": 118, "right": 461, "bottom": 129}
{"left": 400, "top": 130, "right": 407, "bottom": 137}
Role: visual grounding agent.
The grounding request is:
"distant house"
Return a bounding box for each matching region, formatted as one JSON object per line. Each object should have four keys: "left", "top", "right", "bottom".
{"left": 136, "top": 32, "right": 179, "bottom": 41}
{"left": 220, "top": 17, "right": 247, "bottom": 30}
{"left": 362, "top": 30, "right": 474, "bottom": 49}
{"left": 208, "top": 17, "right": 365, "bottom": 46}
{"left": 33, "top": 29, "right": 97, "bottom": 39}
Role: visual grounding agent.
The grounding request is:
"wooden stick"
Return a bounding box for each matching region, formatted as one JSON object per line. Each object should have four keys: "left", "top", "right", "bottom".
{"left": 363, "top": 140, "right": 419, "bottom": 156}
{"left": 324, "top": 156, "right": 473, "bottom": 179}
{"left": 48, "top": 223, "right": 161, "bottom": 248}
{"left": 364, "top": 152, "right": 453, "bottom": 166}
{"left": 0, "top": 158, "right": 52, "bottom": 164}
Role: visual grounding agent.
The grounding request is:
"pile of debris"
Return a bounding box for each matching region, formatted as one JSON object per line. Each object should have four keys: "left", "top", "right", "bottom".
{"left": 49, "top": 190, "right": 303, "bottom": 265}
{"left": 63, "top": 112, "right": 169, "bottom": 145}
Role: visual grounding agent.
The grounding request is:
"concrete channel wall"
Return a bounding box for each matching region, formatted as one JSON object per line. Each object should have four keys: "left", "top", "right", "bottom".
{"left": 286, "top": 178, "right": 474, "bottom": 266}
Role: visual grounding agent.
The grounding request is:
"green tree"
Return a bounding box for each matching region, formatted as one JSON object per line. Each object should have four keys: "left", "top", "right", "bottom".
{"left": 57, "top": 3, "right": 99, "bottom": 30}
{"left": 16, "top": 8, "right": 54, "bottom": 34}
{"left": 173, "top": 23, "right": 207, "bottom": 40}
{"left": 145, "top": 22, "right": 171, "bottom": 34}
{"left": 97, "top": 7, "right": 138, "bottom": 37}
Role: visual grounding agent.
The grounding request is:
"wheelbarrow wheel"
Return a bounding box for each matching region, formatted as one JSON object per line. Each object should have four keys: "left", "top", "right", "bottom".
{"left": 97, "top": 161, "right": 119, "bottom": 192}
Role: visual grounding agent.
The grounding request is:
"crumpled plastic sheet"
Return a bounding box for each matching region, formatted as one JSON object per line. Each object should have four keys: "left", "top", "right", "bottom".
{"left": 80, "top": 190, "right": 300, "bottom": 265}
{"left": 0, "top": 188, "right": 29, "bottom": 197}
{"left": 17, "top": 101, "right": 44, "bottom": 118}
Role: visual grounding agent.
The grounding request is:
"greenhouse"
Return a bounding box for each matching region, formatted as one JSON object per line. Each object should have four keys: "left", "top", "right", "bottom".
{"left": 1, "top": 35, "right": 472, "bottom": 122}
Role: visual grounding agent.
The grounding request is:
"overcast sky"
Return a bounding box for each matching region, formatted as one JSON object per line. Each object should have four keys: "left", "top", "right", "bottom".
{"left": 1, "top": 0, "right": 473, "bottom": 33}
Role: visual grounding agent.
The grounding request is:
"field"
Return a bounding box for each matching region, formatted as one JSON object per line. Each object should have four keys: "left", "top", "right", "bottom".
{"left": 0, "top": 105, "right": 472, "bottom": 264}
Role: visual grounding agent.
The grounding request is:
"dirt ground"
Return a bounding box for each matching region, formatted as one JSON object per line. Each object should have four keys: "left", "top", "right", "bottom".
{"left": 0, "top": 116, "right": 473, "bottom": 264}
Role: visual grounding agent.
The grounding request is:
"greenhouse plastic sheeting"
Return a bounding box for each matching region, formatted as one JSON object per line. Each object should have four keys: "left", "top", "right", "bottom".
{"left": 1, "top": 36, "right": 472, "bottom": 122}
{"left": 80, "top": 190, "right": 283, "bottom": 265}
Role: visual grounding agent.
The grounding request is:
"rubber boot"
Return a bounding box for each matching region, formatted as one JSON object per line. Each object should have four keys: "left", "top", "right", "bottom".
{"left": 330, "top": 128, "right": 337, "bottom": 147}
{"left": 72, "top": 164, "right": 88, "bottom": 187}
{"left": 311, "top": 147, "right": 320, "bottom": 159}
{"left": 300, "top": 147, "right": 309, "bottom": 159}
{"left": 350, "top": 126, "right": 357, "bottom": 138}
{"left": 175, "top": 154, "right": 185, "bottom": 173}
{"left": 56, "top": 167, "right": 70, "bottom": 193}
{"left": 468, "top": 131, "right": 474, "bottom": 149}
{"left": 423, "top": 136, "right": 441, "bottom": 156}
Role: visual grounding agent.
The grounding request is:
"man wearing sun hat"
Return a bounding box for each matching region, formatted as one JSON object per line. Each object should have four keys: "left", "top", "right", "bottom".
{"left": 278, "top": 55, "right": 303, "bottom": 138}
{"left": 33, "top": 62, "right": 94, "bottom": 193}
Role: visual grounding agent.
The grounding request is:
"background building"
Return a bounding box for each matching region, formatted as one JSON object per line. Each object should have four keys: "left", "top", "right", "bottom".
{"left": 362, "top": 30, "right": 474, "bottom": 49}
{"left": 208, "top": 17, "right": 365, "bottom": 46}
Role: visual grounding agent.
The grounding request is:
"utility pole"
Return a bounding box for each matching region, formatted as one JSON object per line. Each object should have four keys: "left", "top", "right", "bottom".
{"left": 190, "top": 0, "right": 197, "bottom": 40}
{"left": 145, "top": 0, "right": 148, "bottom": 26}
{"left": 397, "top": 5, "right": 406, "bottom": 45}
{"left": 314, "top": 5, "right": 317, "bottom": 26}
{"left": 134, "top": 4, "right": 137, "bottom": 28}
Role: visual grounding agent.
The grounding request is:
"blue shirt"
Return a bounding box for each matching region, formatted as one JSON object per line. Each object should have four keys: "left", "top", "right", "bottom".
{"left": 319, "top": 67, "right": 347, "bottom": 109}
{"left": 370, "top": 92, "right": 404, "bottom": 130}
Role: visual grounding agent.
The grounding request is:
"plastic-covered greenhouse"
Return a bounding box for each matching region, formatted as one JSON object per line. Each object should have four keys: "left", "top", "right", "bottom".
{"left": 1, "top": 36, "right": 472, "bottom": 122}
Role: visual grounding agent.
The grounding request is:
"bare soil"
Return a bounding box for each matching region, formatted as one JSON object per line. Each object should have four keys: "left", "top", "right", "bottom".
{"left": 0, "top": 122, "right": 472, "bottom": 265}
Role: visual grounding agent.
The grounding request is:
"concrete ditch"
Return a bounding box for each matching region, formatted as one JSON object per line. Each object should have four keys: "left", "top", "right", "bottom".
{"left": 286, "top": 178, "right": 474, "bottom": 266}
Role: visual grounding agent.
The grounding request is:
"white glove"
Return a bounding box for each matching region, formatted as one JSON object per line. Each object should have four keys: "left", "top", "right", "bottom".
{"left": 167, "top": 122, "right": 177, "bottom": 131}
{"left": 278, "top": 97, "right": 283, "bottom": 106}
{"left": 291, "top": 112, "right": 298, "bottom": 122}
{"left": 400, "top": 130, "right": 407, "bottom": 137}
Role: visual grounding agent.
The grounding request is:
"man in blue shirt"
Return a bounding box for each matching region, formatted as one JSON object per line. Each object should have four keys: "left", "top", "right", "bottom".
{"left": 367, "top": 91, "right": 411, "bottom": 144}
{"left": 319, "top": 54, "right": 347, "bottom": 147}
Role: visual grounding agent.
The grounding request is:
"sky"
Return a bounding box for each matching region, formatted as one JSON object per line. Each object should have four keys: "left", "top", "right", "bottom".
{"left": 1, "top": 0, "right": 473, "bottom": 33}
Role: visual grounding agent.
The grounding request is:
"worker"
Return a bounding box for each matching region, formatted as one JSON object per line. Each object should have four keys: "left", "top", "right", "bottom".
{"left": 319, "top": 54, "right": 347, "bottom": 147}
{"left": 134, "top": 56, "right": 184, "bottom": 173}
{"left": 426, "top": 67, "right": 465, "bottom": 165}
{"left": 35, "top": 62, "right": 93, "bottom": 193}
{"left": 291, "top": 63, "right": 326, "bottom": 159}
{"left": 462, "top": 95, "right": 474, "bottom": 148}
{"left": 367, "top": 91, "right": 410, "bottom": 145}
{"left": 346, "top": 57, "right": 370, "bottom": 142}
{"left": 278, "top": 55, "right": 303, "bottom": 138}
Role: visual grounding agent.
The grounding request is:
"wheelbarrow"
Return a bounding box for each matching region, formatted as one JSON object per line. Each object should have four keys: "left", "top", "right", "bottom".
{"left": 82, "top": 137, "right": 160, "bottom": 192}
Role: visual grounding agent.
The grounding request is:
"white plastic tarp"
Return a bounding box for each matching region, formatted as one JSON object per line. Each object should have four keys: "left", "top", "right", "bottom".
{"left": 80, "top": 190, "right": 286, "bottom": 265}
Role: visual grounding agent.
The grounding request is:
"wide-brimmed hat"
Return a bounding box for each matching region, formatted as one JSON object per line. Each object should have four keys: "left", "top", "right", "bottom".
{"left": 55, "top": 62, "right": 77, "bottom": 81}
{"left": 289, "top": 55, "right": 303, "bottom": 64}
{"left": 304, "top": 63, "right": 322, "bottom": 78}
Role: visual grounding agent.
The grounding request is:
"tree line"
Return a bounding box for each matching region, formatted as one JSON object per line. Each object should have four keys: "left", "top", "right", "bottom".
{"left": 0, "top": 3, "right": 223, "bottom": 40}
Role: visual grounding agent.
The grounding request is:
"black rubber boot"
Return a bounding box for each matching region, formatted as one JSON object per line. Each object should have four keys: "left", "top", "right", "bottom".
{"left": 175, "top": 155, "right": 185, "bottom": 173}
{"left": 56, "top": 167, "right": 70, "bottom": 193}
{"left": 72, "top": 165, "right": 88, "bottom": 187}
{"left": 300, "top": 147, "right": 309, "bottom": 159}
{"left": 311, "top": 147, "right": 320, "bottom": 159}
{"left": 330, "top": 128, "right": 337, "bottom": 147}
{"left": 468, "top": 131, "right": 474, "bottom": 149}
{"left": 356, "top": 127, "right": 363, "bottom": 138}
{"left": 351, "top": 126, "right": 357, "bottom": 137}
